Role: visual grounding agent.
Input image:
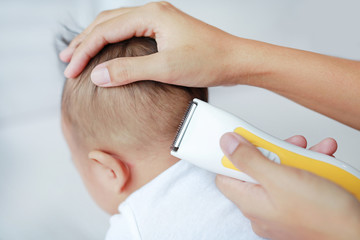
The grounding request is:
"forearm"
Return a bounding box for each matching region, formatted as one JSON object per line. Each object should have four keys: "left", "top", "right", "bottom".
{"left": 230, "top": 38, "right": 360, "bottom": 130}
{"left": 64, "top": 2, "right": 360, "bottom": 129}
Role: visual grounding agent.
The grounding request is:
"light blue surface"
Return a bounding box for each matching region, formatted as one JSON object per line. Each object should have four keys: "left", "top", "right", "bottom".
{"left": 1, "top": 0, "right": 359, "bottom": 239}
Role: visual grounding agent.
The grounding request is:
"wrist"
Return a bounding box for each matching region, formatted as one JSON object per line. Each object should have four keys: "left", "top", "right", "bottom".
{"left": 223, "top": 36, "right": 276, "bottom": 86}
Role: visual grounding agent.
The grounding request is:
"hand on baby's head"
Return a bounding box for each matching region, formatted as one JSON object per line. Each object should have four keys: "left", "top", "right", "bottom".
{"left": 60, "top": 36, "right": 208, "bottom": 213}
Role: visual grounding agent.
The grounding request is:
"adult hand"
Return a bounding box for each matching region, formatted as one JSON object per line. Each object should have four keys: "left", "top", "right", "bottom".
{"left": 216, "top": 133, "right": 360, "bottom": 240}
{"left": 60, "top": 2, "right": 360, "bottom": 129}
{"left": 60, "top": 2, "right": 261, "bottom": 87}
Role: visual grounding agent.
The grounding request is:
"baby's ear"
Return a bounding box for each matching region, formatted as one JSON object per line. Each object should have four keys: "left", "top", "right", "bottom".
{"left": 88, "top": 150, "right": 130, "bottom": 193}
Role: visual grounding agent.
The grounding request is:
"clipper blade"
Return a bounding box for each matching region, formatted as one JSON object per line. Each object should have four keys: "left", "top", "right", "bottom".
{"left": 170, "top": 101, "right": 198, "bottom": 152}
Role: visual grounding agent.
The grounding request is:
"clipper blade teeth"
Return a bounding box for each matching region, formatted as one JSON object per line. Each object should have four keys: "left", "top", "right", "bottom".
{"left": 170, "top": 100, "right": 197, "bottom": 151}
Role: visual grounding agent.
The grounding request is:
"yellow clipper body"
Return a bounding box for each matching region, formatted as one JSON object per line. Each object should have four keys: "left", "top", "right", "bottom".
{"left": 170, "top": 98, "right": 360, "bottom": 200}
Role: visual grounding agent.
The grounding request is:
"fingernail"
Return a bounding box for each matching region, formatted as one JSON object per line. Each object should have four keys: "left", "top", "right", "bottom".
{"left": 220, "top": 133, "right": 246, "bottom": 156}
{"left": 91, "top": 64, "right": 110, "bottom": 85}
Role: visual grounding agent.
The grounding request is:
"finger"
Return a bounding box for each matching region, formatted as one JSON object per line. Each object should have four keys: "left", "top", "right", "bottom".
{"left": 60, "top": 7, "right": 136, "bottom": 62}
{"left": 285, "top": 135, "right": 307, "bottom": 148}
{"left": 82, "top": 7, "right": 136, "bottom": 37}
{"left": 215, "top": 175, "right": 273, "bottom": 218}
{"left": 64, "top": 11, "right": 153, "bottom": 78}
{"left": 309, "top": 137, "right": 338, "bottom": 156}
{"left": 220, "top": 132, "right": 283, "bottom": 185}
{"left": 90, "top": 53, "right": 170, "bottom": 86}
{"left": 59, "top": 34, "right": 86, "bottom": 62}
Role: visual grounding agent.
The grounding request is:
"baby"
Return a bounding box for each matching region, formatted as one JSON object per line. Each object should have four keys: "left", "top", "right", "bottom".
{"left": 61, "top": 37, "right": 261, "bottom": 239}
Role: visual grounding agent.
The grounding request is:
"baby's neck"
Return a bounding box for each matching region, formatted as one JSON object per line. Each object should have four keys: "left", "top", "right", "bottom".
{"left": 123, "top": 153, "right": 180, "bottom": 201}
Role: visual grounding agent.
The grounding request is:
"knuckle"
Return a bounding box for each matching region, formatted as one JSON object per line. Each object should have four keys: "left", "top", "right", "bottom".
{"left": 144, "top": 2, "right": 157, "bottom": 9}
{"left": 158, "top": 1, "right": 172, "bottom": 7}
{"left": 86, "top": 27, "right": 105, "bottom": 49}
{"left": 97, "top": 10, "right": 111, "bottom": 19}
{"left": 144, "top": 1, "right": 172, "bottom": 12}
{"left": 92, "top": 24, "right": 101, "bottom": 34}
{"left": 69, "top": 34, "right": 83, "bottom": 48}
{"left": 92, "top": 24, "right": 104, "bottom": 37}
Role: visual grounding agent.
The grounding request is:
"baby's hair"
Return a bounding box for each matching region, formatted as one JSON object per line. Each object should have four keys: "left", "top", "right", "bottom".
{"left": 61, "top": 37, "right": 208, "bottom": 150}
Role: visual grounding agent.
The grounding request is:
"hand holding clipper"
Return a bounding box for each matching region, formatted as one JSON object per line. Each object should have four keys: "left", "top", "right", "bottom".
{"left": 171, "top": 99, "right": 360, "bottom": 200}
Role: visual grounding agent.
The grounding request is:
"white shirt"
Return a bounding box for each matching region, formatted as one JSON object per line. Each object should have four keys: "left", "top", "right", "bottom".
{"left": 106, "top": 160, "right": 263, "bottom": 240}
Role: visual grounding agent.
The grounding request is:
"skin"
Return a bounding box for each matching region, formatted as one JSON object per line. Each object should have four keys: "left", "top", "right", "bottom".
{"left": 61, "top": 2, "right": 360, "bottom": 130}
{"left": 60, "top": 2, "right": 360, "bottom": 239}
{"left": 218, "top": 133, "right": 360, "bottom": 239}
{"left": 61, "top": 118, "right": 179, "bottom": 214}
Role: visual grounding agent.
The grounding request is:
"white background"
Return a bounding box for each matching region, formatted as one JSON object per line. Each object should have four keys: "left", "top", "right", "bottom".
{"left": 1, "top": 0, "right": 359, "bottom": 239}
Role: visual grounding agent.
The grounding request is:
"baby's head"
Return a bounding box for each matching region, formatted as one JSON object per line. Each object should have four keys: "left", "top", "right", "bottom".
{"left": 61, "top": 37, "right": 208, "bottom": 214}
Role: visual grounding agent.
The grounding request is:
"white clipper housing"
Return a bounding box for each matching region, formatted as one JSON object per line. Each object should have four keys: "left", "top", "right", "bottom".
{"left": 171, "top": 98, "right": 360, "bottom": 200}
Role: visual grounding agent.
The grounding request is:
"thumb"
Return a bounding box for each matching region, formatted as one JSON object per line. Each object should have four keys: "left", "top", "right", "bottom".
{"left": 91, "top": 53, "right": 169, "bottom": 86}
{"left": 220, "top": 132, "right": 281, "bottom": 185}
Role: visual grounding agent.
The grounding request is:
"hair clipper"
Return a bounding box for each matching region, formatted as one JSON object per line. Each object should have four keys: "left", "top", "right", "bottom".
{"left": 170, "top": 98, "right": 360, "bottom": 200}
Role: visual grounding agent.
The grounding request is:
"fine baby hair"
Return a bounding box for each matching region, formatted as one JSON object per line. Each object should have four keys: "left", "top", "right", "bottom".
{"left": 56, "top": 26, "right": 263, "bottom": 240}
{"left": 61, "top": 36, "right": 208, "bottom": 150}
